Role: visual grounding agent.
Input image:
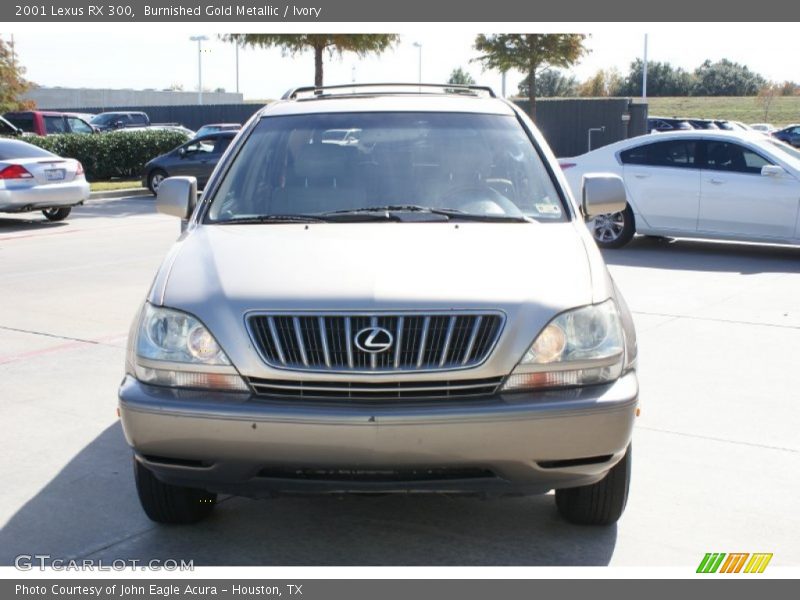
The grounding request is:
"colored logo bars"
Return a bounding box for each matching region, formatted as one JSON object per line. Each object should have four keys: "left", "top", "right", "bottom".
{"left": 697, "top": 553, "right": 773, "bottom": 573}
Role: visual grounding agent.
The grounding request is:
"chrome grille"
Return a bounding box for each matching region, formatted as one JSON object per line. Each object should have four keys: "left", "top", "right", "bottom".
{"left": 247, "top": 312, "right": 504, "bottom": 373}
{"left": 248, "top": 376, "right": 504, "bottom": 401}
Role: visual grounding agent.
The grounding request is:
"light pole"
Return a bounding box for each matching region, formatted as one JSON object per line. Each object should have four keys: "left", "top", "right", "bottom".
{"left": 412, "top": 42, "right": 422, "bottom": 84}
{"left": 189, "top": 35, "right": 209, "bottom": 105}
{"left": 642, "top": 34, "right": 648, "bottom": 99}
{"left": 235, "top": 41, "right": 240, "bottom": 95}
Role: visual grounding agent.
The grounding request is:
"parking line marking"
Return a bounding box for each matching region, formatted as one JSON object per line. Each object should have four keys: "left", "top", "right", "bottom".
{"left": 0, "top": 332, "right": 127, "bottom": 365}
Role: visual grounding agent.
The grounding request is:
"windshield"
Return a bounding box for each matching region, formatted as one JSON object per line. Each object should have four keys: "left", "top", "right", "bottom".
{"left": 90, "top": 114, "right": 120, "bottom": 126}
{"left": 206, "top": 112, "right": 566, "bottom": 223}
{"left": 763, "top": 138, "right": 800, "bottom": 163}
{"left": 0, "top": 140, "right": 56, "bottom": 160}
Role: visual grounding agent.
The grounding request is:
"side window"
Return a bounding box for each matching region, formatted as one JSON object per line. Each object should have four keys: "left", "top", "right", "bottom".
{"left": 131, "top": 114, "right": 148, "bottom": 125}
{"left": 67, "top": 117, "right": 93, "bottom": 134}
{"left": 620, "top": 145, "right": 648, "bottom": 165}
{"left": 212, "top": 137, "right": 232, "bottom": 154}
{"left": 620, "top": 140, "right": 698, "bottom": 168}
{"left": 6, "top": 114, "right": 35, "bottom": 133}
{"left": 704, "top": 142, "right": 771, "bottom": 175}
{"left": 44, "top": 116, "right": 67, "bottom": 134}
{"left": 0, "top": 120, "right": 14, "bottom": 134}
{"left": 184, "top": 140, "right": 215, "bottom": 154}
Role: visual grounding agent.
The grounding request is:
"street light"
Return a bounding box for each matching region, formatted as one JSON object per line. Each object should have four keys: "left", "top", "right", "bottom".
{"left": 189, "top": 35, "right": 209, "bottom": 105}
{"left": 412, "top": 42, "right": 422, "bottom": 84}
{"left": 235, "top": 40, "right": 240, "bottom": 95}
{"left": 642, "top": 34, "right": 649, "bottom": 99}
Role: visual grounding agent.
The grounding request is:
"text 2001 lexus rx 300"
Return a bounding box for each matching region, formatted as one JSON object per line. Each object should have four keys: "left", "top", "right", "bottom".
{"left": 119, "top": 84, "right": 638, "bottom": 526}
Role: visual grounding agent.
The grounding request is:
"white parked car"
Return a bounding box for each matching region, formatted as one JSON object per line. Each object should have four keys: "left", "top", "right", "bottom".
{"left": 0, "top": 138, "right": 89, "bottom": 221}
{"left": 749, "top": 123, "right": 776, "bottom": 134}
{"left": 560, "top": 130, "right": 800, "bottom": 248}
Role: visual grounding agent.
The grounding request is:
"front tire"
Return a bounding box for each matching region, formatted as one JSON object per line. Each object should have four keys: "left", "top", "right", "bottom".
{"left": 134, "top": 458, "right": 216, "bottom": 524}
{"left": 147, "top": 169, "right": 168, "bottom": 195}
{"left": 42, "top": 207, "right": 71, "bottom": 221}
{"left": 590, "top": 205, "right": 635, "bottom": 249}
{"left": 555, "top": 444, "right": 632, "bottom": 526}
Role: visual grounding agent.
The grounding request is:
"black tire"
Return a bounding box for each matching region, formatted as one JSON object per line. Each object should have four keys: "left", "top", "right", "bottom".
{"left": 147, "top": 169, "right": 168, "bottom": 195}
{"left": 555, "top": 444, "right": 632, "bottom": 526}
{"left": 133, "top": 457, "right": 216, "bottom": 524}
{"left": 41, "top": 207, "right": 71, "bottom": 221}
{"left": 590, "top": 205, "right": 635, "bottom": 249}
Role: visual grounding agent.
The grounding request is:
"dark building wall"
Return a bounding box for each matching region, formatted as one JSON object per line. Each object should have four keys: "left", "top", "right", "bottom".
{"left": 513, "top": 97, "right": 648, "bottom": 157}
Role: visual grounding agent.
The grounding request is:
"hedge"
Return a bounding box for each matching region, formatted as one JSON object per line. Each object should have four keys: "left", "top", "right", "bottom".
{"left": 14, "top": 130, "right": 191, "bottom": 181}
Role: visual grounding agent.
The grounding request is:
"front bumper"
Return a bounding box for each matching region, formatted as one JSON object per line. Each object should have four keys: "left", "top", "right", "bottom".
{"left": 118, "top": 372, "right": 638, "bottom": 497}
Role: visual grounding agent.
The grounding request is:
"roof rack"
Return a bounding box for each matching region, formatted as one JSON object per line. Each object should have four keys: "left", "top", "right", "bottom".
{"left": 281, "top": 83, "right": 496, "bottom": 101}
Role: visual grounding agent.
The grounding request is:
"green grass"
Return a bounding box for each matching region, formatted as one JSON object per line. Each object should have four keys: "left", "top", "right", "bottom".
{"left": 647, "top": 96, "right": 800, "bottom": 127}
{"left": 89, "top": 179, "right": 141, "bottom": 192}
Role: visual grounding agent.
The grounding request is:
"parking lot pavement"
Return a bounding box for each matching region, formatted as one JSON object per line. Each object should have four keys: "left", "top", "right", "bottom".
{"left": 1, "top": 200, "right": 798, "bottom": 567}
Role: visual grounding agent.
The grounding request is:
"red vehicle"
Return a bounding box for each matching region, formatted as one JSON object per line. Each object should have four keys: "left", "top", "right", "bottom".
{"left": 3, "top": 111, "right": 97, "bottom": 136}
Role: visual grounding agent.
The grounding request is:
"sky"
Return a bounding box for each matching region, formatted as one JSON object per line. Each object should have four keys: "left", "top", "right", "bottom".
{"left": 3, "top": 24, "right": 797, "bottom": 101}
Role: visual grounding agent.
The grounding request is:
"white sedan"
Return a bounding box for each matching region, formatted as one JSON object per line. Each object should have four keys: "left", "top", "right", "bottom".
{"left": 0, "top": 138, "right": 89, "bottom": 221}
{"left": 560, "top": 130, "right": 800, "bottom": 248}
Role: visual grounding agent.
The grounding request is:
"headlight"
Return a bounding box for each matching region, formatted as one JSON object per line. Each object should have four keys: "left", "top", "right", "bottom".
{"left": 128, "top": 303, "right": 249, "bottom": 392}
{"left": 501, "top": 300, "right": 625, "bottom": 392}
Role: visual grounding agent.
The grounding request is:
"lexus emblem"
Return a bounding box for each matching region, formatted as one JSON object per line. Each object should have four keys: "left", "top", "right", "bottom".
{"left": 354, "top": 326, "right": 394, "bottom": 354}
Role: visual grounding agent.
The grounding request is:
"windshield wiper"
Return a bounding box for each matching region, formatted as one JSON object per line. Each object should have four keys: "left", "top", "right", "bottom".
{"left": 214, "top": 214, "right": 329, "bottom": 224}
{"left": 321, "top": 205, "right": 534, "bottom": 223}
{"left": 426, "top": 207, "right": 535, "bottom": 223}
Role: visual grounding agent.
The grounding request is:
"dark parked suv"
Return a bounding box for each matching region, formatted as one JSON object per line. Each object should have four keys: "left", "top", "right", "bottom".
{"left": 647, "top": 117, "right": 693, "bottom": 133}
{"left": 90, "top": 111, "right": 150, "bottom": 131}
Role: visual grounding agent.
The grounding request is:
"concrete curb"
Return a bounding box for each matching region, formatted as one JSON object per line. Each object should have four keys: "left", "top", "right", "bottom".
{"left": 90, "top": 188, "right": 153, "bottom": 200}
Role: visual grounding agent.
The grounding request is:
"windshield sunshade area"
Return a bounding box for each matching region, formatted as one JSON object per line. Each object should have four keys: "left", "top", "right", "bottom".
{"left": 206, "top": 112, "right": 567, "bottom": 223}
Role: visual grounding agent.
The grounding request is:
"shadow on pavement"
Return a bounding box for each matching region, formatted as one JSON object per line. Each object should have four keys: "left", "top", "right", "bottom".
{"left": 70, "top": 196, "right": 156, "bottom": 220}
{"left": 0, "top": 217, "right": 69, "bottom": 233}
{"left": 603, "top": 235, "right": 800, "bottom": 275}
{"left": 0, "top": 422, "right": 618, "bottom": 566}
{"left": 0, "top": 196, "right": 156, "bottom": 231}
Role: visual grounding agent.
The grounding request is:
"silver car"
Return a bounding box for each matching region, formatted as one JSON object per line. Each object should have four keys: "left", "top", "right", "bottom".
{"left": 0, "top": 139, "right": 89, "bottom": 221}
{"left": 120, "top": 84, "right": 639, "bottom": 527}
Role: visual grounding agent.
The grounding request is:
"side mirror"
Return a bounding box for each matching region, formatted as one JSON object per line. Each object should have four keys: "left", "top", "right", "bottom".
{"left": 761, "top": 165, "right": 785, "bottom": 177}
{"left": 156, "top": 176, "right": 197, "bottom": 219}
{"left": 582, "top": 173, "right": 627, "bottom": 218}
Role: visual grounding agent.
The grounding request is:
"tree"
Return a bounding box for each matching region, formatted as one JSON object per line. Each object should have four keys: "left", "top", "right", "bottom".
{"left": 757, "top": 83, "right": 779, "bottom": 121}
{"left": 616, "top": 59, "right": 693, "bottom": 97}
{"left": 222, "top": 34, "right": 399, "bottom": 87}
{"left": 517, "top": 69, "right": 578, "bottom": 97}
{"left": 447, "top": 67, "right": 476, "bottom": 86}
{"left": 691, "top": 59, "right": 766, "bottom": 96}
{"left": 779, "top": 80, "right": 800, "bottom": 96}
{"left": 472, "top": 34, "right": 588, "bottom": 120}
{"left": 0, "top": 38, "right": 33, "bottom": 112}
{"left": 577, "top": 68, "right": 622, "bottom": 97}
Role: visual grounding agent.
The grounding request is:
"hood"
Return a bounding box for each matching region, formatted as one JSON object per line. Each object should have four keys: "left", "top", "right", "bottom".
{"left": 154, "top": 222, "right": 601, "bottom": 376}
{"left": 160, "top": 222, "right": 594, "bottom": 312}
